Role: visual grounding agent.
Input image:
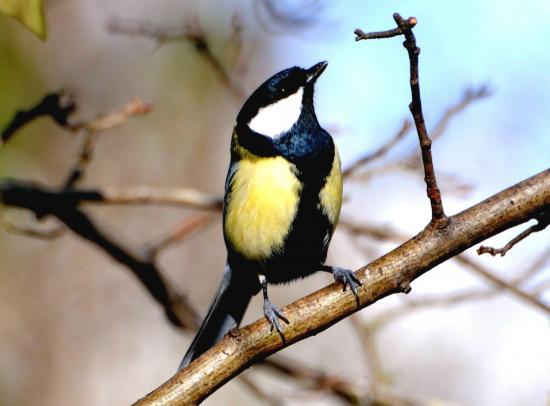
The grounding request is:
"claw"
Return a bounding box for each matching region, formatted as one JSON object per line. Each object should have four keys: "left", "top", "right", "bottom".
{"left": 263, "top": 300, "right": 289, "bottom": 342}
{"left": 331, "top": 267, "right": 362, "bottom": 306}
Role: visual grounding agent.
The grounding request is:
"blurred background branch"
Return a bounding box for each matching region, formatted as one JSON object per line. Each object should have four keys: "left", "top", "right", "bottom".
{"left": 107, "top": 16, "right": 246, "bottom": 99}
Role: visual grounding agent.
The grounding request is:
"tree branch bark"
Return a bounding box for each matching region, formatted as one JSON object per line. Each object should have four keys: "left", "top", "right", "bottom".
{"left": 134, "top": 169, "right": 549, "bottom": 405}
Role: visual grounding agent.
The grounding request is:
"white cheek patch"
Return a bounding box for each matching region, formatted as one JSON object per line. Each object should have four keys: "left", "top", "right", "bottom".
{"left": 248, "top": 87, "right": 303, "bottom": 138}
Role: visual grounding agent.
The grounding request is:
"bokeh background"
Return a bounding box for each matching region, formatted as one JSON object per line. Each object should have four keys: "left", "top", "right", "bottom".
{"left": 0, "top": 0, "right": 549, "bottom": 405}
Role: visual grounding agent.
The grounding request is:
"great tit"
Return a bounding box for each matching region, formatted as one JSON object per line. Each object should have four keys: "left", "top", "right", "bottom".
{"left": 179, "top": 61, "right": 361, "bottom": 370}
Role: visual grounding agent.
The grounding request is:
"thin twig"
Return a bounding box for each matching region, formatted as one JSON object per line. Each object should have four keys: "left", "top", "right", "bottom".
{"left": 339, "top": 219, "right": 407, "bottom": 242}
{"left": 94, "top": 185, "right": 223, "bottom": 210}
{"left": 228, "top": 13, "right": 249, "bottom": 77}
{"left": 261, "top": 356, "right": 362, "bottom": 404}
{"left": 0, "top": 214, "right": 65, "bottom": 239}
{"left": 354, "top": 26, "right": 407, "bottom": 41}
{"left": 513, "top": 247, "right": 549, "bottom": 283}
{"left": 62, "top": 131, "right": 98, "bottom": 189}
{"left": 238, "top": 375, "right": 283, "bottom": 405}
{"left": 477, "top": 211, "right": 549, "bottom": 256}
{"left": 107, "top": 17, "right": 244, "bottom": 98}
{"left": 532, "top": 280, "right": 550, "bottom": 295}
{"left": 1, "top": 92, "right": 76, "bottom": 145}
{"left": 0, "top": 181, "right": 223, "bottom": 211}
{"left": 349, "top": 316, "right": 385, "bottom": 399}
{"left": 142, "top": 213, "right": 217, "bottom": 261}
{"left": 357, "top": 14, "right": 448, "bottom": 227}
{"left": 429, "top": 85, "right": 492, "bottom": 142}
{"left": 254, "top": 0, "right": 323, "bottom": 33}
{"left": 456, "top": 254, "right": 550, "bottom": 314}
{"left": 343, "top": 119, "right": 412, "bottom": 178}
{"left": 371, "top": 290, "right": 498, "bottom": 331}
{"left": 70, "top": 98, "right": 153, "bottom": 133}
{"left": 63, "top": 99, "right": 153, "bottom": 190}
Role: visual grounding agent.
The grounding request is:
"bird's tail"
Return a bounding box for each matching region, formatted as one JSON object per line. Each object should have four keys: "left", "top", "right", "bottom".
{"left": 178, "top": 263, "right": 256, "bottom": 370}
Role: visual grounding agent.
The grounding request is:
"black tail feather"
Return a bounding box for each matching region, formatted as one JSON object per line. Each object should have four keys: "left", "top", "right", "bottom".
{"left": 178, "top": 263, "right": 255, "bottom": 370}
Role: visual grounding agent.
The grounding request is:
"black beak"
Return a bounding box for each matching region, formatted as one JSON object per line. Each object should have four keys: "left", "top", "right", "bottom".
{"left": 306, "top": 61, "right": 328, "bottom": 83}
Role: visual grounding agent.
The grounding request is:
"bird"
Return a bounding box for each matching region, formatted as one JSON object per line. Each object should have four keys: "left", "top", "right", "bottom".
{"left": 179, "top": 61, "right": 361, "bottom": 370}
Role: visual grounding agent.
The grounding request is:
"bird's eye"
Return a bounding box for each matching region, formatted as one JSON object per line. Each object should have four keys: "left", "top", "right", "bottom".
{"left": 281, "top": 88, "right": 286, "bottom": 93}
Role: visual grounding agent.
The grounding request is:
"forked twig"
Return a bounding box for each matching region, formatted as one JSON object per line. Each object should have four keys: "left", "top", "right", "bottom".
{"left": 356, "top": 13, "right": 448, "bottom": 227}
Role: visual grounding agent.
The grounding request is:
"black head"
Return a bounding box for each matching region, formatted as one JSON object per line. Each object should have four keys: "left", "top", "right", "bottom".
{"left": 236, "top": 61, "right": 328, "bottom": 136}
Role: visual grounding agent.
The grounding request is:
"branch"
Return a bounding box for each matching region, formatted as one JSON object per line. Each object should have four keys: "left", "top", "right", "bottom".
{"left": 253, "top": 0, "right": 323, "bottom": 33}
{"left": 237, "top": 375, "right": 282, "bottom": 405}
{"left": 261, "top": 356, "right": 362, "bottom": 404}
{"left": 107, "top": 17, "right": 244, "bottom": 98}
{"left": 96, "top": 185, "right": 223, "bottom": 210}
{"left": 0, "top": 179, "right": 198, "bottom": 329}
{"left": 52, "top": 98, "right": 152, "bottom": 188}
{"left": 134, "top": 169, "right": 549, "bottom": 404}
{"left": 370, "top": 289, "right": 497, "bottom": 331}
{"left": 349, "top": 316, "right": 385, "bottom": 397}
{"left": 455, "top": 254, "right": 550, "bottom": 314}
{"left": 357, "top": 13, "right": 447, "bottom": 227}
{"left": 142, "top": 213, "right": 216, "bottom": 261}
{"left": 1, "top": 93, "right": 150, "bottom": 148}
{"left": 477, "top": 210, "right": 549, "bottom": 256}
{"left": 0, "top": 214, "right": 65, "bottom": 239}
{"left": 429, "top": 85, "right": 491, "bottom": 142}
{"left": 71, "top": 98, "right": 153, "bottom": 133}
{"left": 532, "top": 280, "right": 550, "bottom": 295}
{"left": 1, "top": 92, "right": 76, "bottom": 145}
{"left": 61, "top": 130, "right": 99, "bottom": 189}
{"left": 0, "top": 181, "right": 223, "bottom": 211}
{"left": 343, "top": 119, "right": 412, "bottom": 178}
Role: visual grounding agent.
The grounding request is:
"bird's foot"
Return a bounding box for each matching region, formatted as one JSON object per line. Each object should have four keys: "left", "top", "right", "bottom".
{"left": 331, "top": 267, "right": 362, "bottom": 306}
{"left": 263, "top": 299, "right": 289, "bottom": 341}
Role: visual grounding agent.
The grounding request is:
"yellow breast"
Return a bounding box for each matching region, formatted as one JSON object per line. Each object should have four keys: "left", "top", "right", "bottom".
{"left": 224, "top": 154, "right": 302, "bottom": 261}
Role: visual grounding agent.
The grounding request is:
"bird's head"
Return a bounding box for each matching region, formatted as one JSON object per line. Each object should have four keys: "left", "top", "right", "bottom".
{"left": 236, "top": 61, "right": 328, "bottom": 139}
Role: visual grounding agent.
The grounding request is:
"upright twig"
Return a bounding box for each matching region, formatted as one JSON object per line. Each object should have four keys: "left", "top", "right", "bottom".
{"left": 62, "top": 131, "right": 98, "bottom": 189}
{"left": 356, "top": 14, "right": 448, "bottom": 227}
